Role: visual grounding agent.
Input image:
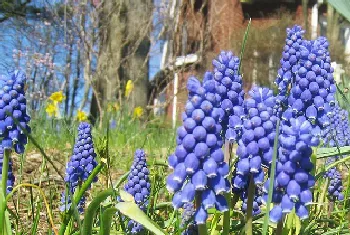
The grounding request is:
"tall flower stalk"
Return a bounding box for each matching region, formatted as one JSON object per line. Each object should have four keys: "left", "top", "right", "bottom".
{"left": 124, "top": 149, "right": 151, "bottom": 234}
{"left": 0, "top": 71, "right": 30, "bottom": 234}
{"left": 61, "top": 122, "right": 98, "bottom": 213}
{"left": 167, "top": 76, "right": 230, "bottom": 228}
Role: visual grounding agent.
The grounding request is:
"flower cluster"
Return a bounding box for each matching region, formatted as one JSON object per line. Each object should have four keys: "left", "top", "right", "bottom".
{"left": 325, "top": 158, "right": 344, "bottom": 202}
{"left": 275, "top": 25, "right": 305, "bottom": 105}
{"left": 322, "top": 105, "right": 347, "bottom": 202}
{"left": 211, "top": 51, "right": 245, "bottom": 142}
{"left": 181, "top": 202, "right": 197, "bottom": 235}
{"left": 61, "top": 122, "right": 98, "bottom": 212}
{"left": 265, "top": 117, "right": 316, "bottom": 222}
{"left": 231, "top": 87, "right": 277, "bottom": 214}
{"left": 124, "top": 149, "right": 151, "bottom": 234}
{"left": 0, "top": 146, "right": 15, "bottom": 194}
{"left": 167, "top": 76, "right": 230, "bottom": 224}
{"left": 0, "top": 71, "right": 31, "bottom": 154}
{"left": 333, "top": 105, "right": 350, "bottom": 146}
{"left": 288, "top": 36, "right": 336, "bottom": 144}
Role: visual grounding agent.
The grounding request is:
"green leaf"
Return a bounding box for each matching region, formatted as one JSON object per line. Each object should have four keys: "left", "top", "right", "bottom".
{"left": 239, "top": 17, "right": 251, "bottom": 74}
{"left": 155, "top": 202, "right": 173, "bottom": 210}
{"left": 114, "top": 171, "right": 129, "bottom": 189}
{"left": 59, "top": 163, "right": 105, "bottom": 235}
{"left": 119, "top": 190, "right": 134, "bottom": 202}
{"left": 322, "top": 227, "right": 350, "bottom": 235}
{"left": 98, "top": 208, "right": 118, "bottom": 235}
{"left": 325, "top": 155, "right": 350, "bottom": 171}
{"left": 335, "top": 80, "right": 350, "bottom": 111}
{"left": 116, "top": 202, "right": 168, "bottom": 235}
{"left": 262, "top": 120, "right": 280, "bottom": 235}
{"left": 82, "top": 189, "right": 115, "bottom": 235}
{"left": 316, "top": 146, "right": 350, "bottom": 159}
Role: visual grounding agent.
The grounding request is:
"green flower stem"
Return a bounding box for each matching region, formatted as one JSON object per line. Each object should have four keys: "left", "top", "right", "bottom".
{"left": 1, "top": 149, "right": 9, "bottom": 197}
{"left": 0, "top": 149, "right": 11, "bottom": 235}
{"left": 59, "top": 162, "right": 104, "bottom": 235}
{"left": 245, "top": 176, "right": 255, "bottom": 235}
{"left": 262, "top": 119, "right": 280, "bottom": 235}
{"left": 195, "top": 193, "right": 207, "bottom": 235}
{"left": 276, "top": 220, "right": 283, "bottom": 235}
{"left": 223, "top": 140, "right": 231, "bottom": 235}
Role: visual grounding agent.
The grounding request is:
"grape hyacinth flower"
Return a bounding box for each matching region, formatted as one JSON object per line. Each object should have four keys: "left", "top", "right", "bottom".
{"left": 322, "top": 105, "right": 347, "bottom": 202}
{"left": 241, "top": 186, "right": 263, "bottom": 216}
{"left": 275, "top": 25, "right": 305, "bottom": 105}
{"left": 333, "top": 106, "right": 350, "bottom": 146}
{"left": 124, "top": 149, "right": 151, "bottom": 234}
{"left": 181, "top": 202, "right": 198, "bottom": 235}
{"left": 0, "top": 146, "right": 15, "bottom": 194}
{"left": 232, "top": 87, "right": 278, "bottom": 214}
{"left": 325, "top": 159, "right": 344, "bottom": 202}
{"left": 0, "top": 71, "right": 31, "bottom": 153}
{"left": 287, "top": 36, "right": 336, "bottom": 144}
{"left": 264, "top": 116, "right": 316, "bottom": 222}
{"left": 167, "top": 76, "right": 230, "bottom": 224}
{"left": 61, "top": 122, "right": 98, "bottom": 213}
{"left": 211, "top": 51, "right": 245, "bottom": 142}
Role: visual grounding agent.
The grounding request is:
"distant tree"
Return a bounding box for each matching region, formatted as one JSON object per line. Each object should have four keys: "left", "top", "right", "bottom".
{"left": 90, "top": 0, "right": 153, "bottom": 123}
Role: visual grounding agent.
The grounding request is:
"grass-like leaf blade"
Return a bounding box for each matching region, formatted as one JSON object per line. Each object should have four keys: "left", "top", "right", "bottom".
{"left": 98, "top": 208, "right": 118, "bottom": 235}
{"left": 116, "top": 201, "right": 168, "bottom": 235}
{"left": 262, "top": 119, "right": 280, "bottom": 235}
{"left": 239, "top": 17, "right": 251, "bottom": 74}
{"left": 82, "top": 188, "right": 115, "bottom": 235}
{"left": 316, "top": 146, "right": 350, "bottom": 159}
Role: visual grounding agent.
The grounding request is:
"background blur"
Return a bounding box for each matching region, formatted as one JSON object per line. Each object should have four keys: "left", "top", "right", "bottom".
{"left": 1, "top": 0, "right": 350, "bottom": 126}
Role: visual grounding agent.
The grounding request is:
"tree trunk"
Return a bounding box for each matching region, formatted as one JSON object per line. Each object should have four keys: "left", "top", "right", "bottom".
{"left": 90, "top": 0, "right": 152, "bottom": 122}
{"left": 124, "top": 0, "right": 152, "bottom": 109}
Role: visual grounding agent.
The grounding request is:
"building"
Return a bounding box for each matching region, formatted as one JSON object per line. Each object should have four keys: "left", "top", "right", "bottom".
{"left": 157, "top": 0, "right": 349, "bottom": 127}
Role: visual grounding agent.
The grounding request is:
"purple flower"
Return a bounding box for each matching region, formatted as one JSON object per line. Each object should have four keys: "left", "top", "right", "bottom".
{"left": 0, "top": 71, "right": 30, "bottom": 154}
{"left": 61, "top": 122, "right": 98, "bottom": 213}
{"left": 124, "top": 149, "right": 151, "bottom": 234}
{"left": 231, "top": 87, "right": 278, "bottom": 215}
{"left": 275, "top": 25, "right": 305, "bottom": 105}
{"left": 212, "top": 51, "right": 244, "bottom": 142}
{"left": 166, "top": 76, "right": 229, "bottom": 224}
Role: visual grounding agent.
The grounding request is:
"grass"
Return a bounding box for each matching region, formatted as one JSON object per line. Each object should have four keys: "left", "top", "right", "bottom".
{"left": 5, "top": 104, "right": 349, "bottom": 234}
{"left": 7, "top": 106, "right": 176, "bottom": 234}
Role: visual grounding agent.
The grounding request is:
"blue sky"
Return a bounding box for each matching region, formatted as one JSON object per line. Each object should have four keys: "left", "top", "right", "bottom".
{"left": 0, "top": 1, "right": 166, "bottom": 114}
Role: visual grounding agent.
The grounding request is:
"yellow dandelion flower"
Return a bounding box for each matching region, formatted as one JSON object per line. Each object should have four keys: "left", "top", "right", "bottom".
{"left": 125, "top": 80, "right": 134, "bottom": 98}
{"left": 49, "top": 91, "right": 64, "bottom": 103}
{"left": 133, "top": 106, "right": 144, "bottom": 119}
{"left": 77, "top": 110, "right": 88, "bottom": 121}
{"left": 46, "top": 103, "right": 58, "bottom": 117}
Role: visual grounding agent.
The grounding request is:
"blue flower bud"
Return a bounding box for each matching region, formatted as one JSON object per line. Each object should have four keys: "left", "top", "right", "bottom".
{"left": 281, "top": 194, "right": 294, "bottom": 213}
{"left": 269, "top": 205, "right": 283, "bottom": 223}
{"left": 295, "top": 203, "right": 308, "bottom": 220}
{"left": 192, "top": 170, "right": 207, "bottom": 191}
{"left": 181, "top": 183, "right": 196, "bottom": 203}
{"left": 166, "top": 174, "right": 181, "bottom": 193}
{"left": 202, "top": 189, "right": 216, "bottom": 209}
{"left": 203, "top": 157, "right": 217, "bottom": 177}
{"left": 194, "top": 206, "right": 208, "bottom": 224}
{"left": 184, "top": 153, "right": 199, "bottom": 174}
{"left": 215, "top": 195, "right": 228, "bottom": 212}
{"left": 172, "top": 191, "right": 183, "bottom": 209}
{"left": 287, "top": 180, "right": 301, "bottom": 201}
